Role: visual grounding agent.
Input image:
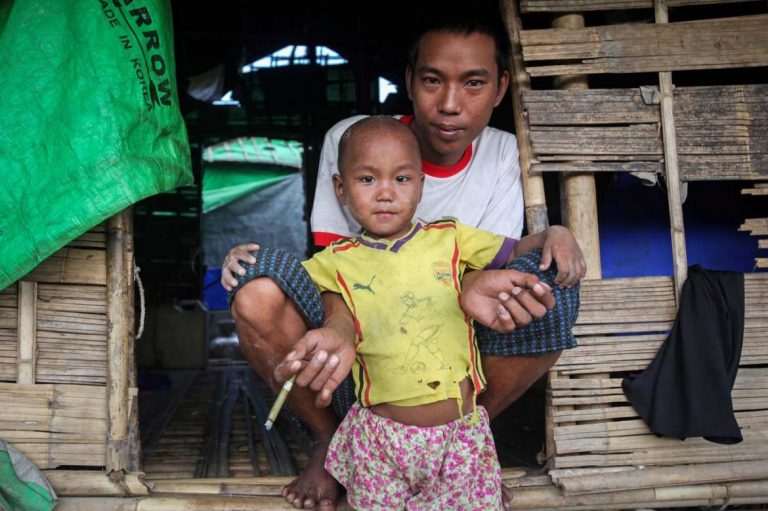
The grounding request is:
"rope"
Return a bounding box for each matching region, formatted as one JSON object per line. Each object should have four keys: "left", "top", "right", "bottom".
{"left": 134, "top": 261, "right": 146, "bottom": 340}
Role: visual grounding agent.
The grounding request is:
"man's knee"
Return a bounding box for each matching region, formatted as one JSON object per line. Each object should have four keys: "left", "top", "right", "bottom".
{"left": 231, "top": 276, "right": 287, "bottom": 325}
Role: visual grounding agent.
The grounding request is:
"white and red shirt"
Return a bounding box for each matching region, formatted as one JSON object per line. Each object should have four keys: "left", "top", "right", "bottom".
{"left": 310, "top": 115, "right": 524, "bottom": 247}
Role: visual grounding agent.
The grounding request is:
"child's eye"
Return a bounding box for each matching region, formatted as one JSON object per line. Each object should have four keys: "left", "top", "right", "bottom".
{"left": 395, "top": 176, "right": 410, "bottom": 183}
{"left": 359, "top": 176, "right": 374, "bottom": 184}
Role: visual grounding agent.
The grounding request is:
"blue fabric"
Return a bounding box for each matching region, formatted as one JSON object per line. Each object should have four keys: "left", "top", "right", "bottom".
{"left": 228, "top": 247, "right": 579, "bottom": 420}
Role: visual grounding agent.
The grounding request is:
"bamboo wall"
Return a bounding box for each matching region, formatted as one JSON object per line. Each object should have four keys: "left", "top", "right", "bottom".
{"left": 505, "top": 0, "right": 768, "bottom": 506}
{"left": 0, "top": 210, "right": 141, "bottom": 493}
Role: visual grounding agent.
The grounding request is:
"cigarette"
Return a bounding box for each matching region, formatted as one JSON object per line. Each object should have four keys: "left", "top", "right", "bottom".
{"left": 264, "top": 375, "right": 296, "bottom": 431}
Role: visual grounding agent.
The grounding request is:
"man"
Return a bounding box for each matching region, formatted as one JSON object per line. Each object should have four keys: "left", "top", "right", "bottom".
{"left": 222, "top": 17, "right": 584, "bottom": 510}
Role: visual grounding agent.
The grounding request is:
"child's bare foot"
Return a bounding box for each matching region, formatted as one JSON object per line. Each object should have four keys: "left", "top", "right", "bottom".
{"left": 282, "top": 441, "right": 339, "bottom": 510}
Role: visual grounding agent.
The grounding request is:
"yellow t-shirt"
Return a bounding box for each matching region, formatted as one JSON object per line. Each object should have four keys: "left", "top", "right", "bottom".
{"left": 301, "top": 219, "right": 516, "bottom": 408}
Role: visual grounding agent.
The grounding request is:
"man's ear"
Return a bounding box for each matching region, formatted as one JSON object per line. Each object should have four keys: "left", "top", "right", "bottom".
{"left": 332, "top": 173, "right": 347, "bottom": 205}
{"left": 494, "top": 71, "right": 510, "bottom": 108}
{"left": 405, "top": 65, "right": 414, "bottom": 101}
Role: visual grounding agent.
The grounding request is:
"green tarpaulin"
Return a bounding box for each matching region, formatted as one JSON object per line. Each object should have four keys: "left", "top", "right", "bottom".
{"left": 0, "top": 0, "right": 193, "bottom": 289}
{"left": 202, "top": 137, "right": 302, "bottom": 213}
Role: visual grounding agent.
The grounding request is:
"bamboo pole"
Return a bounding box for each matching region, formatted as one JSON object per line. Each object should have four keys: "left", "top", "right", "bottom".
{"left": 106, "top": 209, "right": 134, "bottom": 474}
{"left": 508, "top": 479, "right": 768, "bottom": 509}
{"left": 553, "top": 460, "right": 768, "bottom": 495}
{"left": 124, "top": 210, "right": 141, "bottom": 473}
{"left": 17, "top": 281, "right": 37, "bottom": 384}
{"left": 552, "top": 13, "right": 602, "bottom": 280}
{"left": 501, "top": 0, "right": 550, "bottom": 234}
{"left": 655, "top": 0, "right": 688, "bottom": 300}
{"left": 43, "top": 470, "right": 148, "bottom": 496}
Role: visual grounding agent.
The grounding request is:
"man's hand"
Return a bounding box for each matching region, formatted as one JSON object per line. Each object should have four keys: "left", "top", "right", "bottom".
{"left": 461, "top": 269, "right": 555, "bottom": 333}
{"left": 540, "top": 226, "right": 586, "bottom": 288}
{"left": 220, "top": 243, "right": 261, "bottom": 291}
{"left": 273, "top": 325, "right": 356, "bottom": 408}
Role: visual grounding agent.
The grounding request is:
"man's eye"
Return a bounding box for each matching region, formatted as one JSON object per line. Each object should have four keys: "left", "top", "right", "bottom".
{"left": 423, "top": 77, "right": 439, "bottom": 85}
{"left": 466, "top": 80, "right": 485, "bottom": 89}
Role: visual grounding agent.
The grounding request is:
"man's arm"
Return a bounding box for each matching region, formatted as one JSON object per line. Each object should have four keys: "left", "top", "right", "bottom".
{"left": 273, "top": 292, "right": 356, "bottom": 408}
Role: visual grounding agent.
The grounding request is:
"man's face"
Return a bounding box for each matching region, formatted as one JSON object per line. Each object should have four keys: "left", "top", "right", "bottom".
{"left": 406, "top": 31, "right": 509, "bottom": 167}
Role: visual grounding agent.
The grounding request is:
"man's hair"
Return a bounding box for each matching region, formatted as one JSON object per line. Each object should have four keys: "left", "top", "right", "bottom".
{"left": 337, "top": 116, "right": 420, "bottom": 175}
{"left": 406, "top": 14, "right": 511, "bottom": 79}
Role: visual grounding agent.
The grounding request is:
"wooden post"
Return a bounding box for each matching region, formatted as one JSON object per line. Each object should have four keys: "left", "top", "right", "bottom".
{"left": 106, "top": 208, "right": 135, "bottom": 474}
{"left": 551, "top": 14, "right": 602, "bottom": 280}
{"left": 501, "top": 0, "right": 550, "bottom": 234}
{"left": 124, "top": 210, "right": 141, "bottom": 472}
{"left": 655, "top": 0, "right": 688, "bottom": 300}
{"left": 17, "top": 281, "right": 37, "bottom": 384}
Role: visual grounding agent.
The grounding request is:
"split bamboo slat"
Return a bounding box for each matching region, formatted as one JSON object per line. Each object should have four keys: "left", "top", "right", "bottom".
{"left": 520, "top": 0, "right": 761, "bottom": 12}
{"left": 519, "top": 14, "right": 768, "bottom": 76}
{"left": 523, "top": 84, "right": 768, "bottom": 180}
{"left": 742, "top": 183, "right": 768, "bottom": 196}
{"left": 740, "top": 215, "right": 768, "bottom": 268}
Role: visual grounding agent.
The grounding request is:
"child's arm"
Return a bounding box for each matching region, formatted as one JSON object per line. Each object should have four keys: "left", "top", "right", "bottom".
{"left": 461, "top": 269, "right": 555, "bottom": 332}
{"left": 511, "top": 225, "right": 586, "bottom": 287}
{"left": 273, "top": 292, "right": 356, "bottom": 408}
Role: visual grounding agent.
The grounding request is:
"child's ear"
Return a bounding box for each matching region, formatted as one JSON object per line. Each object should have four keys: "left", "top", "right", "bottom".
{"left": 332, "top": 173, "right": 347, "bottom": 205}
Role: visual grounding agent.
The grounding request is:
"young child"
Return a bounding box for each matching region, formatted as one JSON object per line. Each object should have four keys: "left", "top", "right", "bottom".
{"left": 297, "top": 115, "right": 533, "bottom": 510}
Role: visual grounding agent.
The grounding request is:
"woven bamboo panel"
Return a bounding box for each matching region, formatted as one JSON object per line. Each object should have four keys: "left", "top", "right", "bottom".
{"left": 520, "top": 14, "right": 768, "bottom": 77}
{"left": 523, "top": 85, "right": 768, "bottom": 180}
{"left": 558, "top": 277, "right": 676, "bottom": 376}
{"left": 0, "top": 383, "right": 107, "bottom": 468}
{"left": 520, "top": 0, "right": 760, "bottom": 12}
{"left": 550, "top": 273, "right": 768, "bottom": 472}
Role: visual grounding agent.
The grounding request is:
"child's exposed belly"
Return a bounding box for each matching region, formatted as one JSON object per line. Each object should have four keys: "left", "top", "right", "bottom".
{"left": 370, "top": 377, "right": 475, "bottom": 426}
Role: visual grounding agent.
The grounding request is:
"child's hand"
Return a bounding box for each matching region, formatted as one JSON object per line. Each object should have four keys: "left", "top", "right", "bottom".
{"left": 539, "top": 226, "right": 586, "bottom": 287}
{"left": 220, "top": 243, "right": 261, "bottom": 291}
{"left": 461, "top": 269, "right": 555, "bottom": 332}
{"left": 273, "top": 325, "right": 356, "bottom": 408}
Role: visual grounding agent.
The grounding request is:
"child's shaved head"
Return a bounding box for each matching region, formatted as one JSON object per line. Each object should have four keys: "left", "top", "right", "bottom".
{"left": 337, "top": 116, "right": 420, "bottom": 176}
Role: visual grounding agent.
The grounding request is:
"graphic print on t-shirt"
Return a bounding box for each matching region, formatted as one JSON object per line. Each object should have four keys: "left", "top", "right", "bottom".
{"left": 391, "top": 291, "right": 451, "bottom": 376}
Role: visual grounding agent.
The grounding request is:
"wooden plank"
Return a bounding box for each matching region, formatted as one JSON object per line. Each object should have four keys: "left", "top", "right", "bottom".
{"left": 24, "top": 248, "right": 106, "bottom": 286}
{"left": 520, "top": 15, "right": 768, "bottom": 76}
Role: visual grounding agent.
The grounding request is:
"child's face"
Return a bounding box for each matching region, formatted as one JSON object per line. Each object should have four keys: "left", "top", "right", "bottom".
{"left": 334, "top": 125, "right": 424, "bottom": 240}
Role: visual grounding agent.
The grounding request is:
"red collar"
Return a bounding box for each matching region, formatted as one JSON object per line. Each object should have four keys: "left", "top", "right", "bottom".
{"left": 399, "top": 115, "right": 472, "bottom": 178}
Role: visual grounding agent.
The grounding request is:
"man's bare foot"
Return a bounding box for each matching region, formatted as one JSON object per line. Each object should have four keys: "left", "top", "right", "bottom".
{"left": 282, "top": 441, "right": 340, "bottom": 510}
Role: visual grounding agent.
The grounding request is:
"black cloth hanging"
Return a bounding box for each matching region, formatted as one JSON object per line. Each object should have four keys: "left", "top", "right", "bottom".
{"left": 622, "top": 265, "right": 745, "bottom": 444}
